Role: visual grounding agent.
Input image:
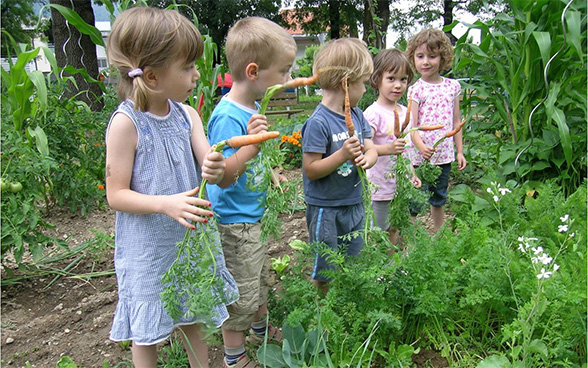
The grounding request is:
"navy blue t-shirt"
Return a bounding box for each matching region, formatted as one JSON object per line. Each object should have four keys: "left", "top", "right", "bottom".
{"left": 301, "top": 104, "right": 372, "bottom": 207}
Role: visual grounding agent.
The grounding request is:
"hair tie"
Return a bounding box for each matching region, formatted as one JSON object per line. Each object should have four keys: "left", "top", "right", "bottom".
{"left": 128, "top": 68, "right": 143, "bottom": 78}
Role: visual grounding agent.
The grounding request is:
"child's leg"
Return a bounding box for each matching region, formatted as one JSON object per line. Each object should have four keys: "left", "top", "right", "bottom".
{"left": 431, "top": 205, "right": 445, "bottom": 231}
{"left": 178, "top": 324, "right": 209, "bottom": 368}
{"left": 428, "top": 163, "right": 451, "bottom": 232}
{"left": 131, "top": 342, "right": 158, "bottom": 368}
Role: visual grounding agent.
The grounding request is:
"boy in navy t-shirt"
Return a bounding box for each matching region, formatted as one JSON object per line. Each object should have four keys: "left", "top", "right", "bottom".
{"left": 301, "top": 38, "right": 377, "bottom": 294}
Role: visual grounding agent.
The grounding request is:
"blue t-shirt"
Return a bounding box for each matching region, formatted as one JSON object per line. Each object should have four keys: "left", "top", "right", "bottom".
{"left": 301, "top": 104, "right": 373, "bottom": 207}
{"left": 206, "top": 97, "right": 266, "bottom": 224}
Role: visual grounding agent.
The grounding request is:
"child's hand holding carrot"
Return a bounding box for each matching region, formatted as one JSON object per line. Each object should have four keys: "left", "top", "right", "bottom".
{"left": 247, "top": 114, "right": 269, "bottom": 136}
{"left": 201, "top": 147, "right": 226, "bottom": 185}
{"left": 161, "top": 187, "right": 214, "bottom": 229}
{"left": 341, "top": 136, "right": 363, "bottom": 162}
{"left": 417, "top": 142, "right": 435, "bottom": 160}
{"left": 382, "top": 138, "right": 407, "bottom": 156}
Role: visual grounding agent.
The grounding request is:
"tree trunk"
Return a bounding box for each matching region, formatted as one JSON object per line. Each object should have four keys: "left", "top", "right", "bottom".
{"left": 327, "top": 0, "right": 341, "bottom": 39}
{"left": 443, "top": 0, "right": 457, "bottom": 45}
{"left": 50, "top": 0, "right": 103, "bottom": 111}
{"left": 363, "top": 0, "right": 389, "bottom": 49}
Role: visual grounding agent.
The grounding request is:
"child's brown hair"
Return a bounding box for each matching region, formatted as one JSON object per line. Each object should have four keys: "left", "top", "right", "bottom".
{"left": 106, "top": 7, "right": 203, "bottom": 111}
{"left": 405, "top": 29, "right": 454, "bottom": 74}
{"left": 312, "top": 38, "right": 373, "bottom": 90}
{"left": 225, "top": 17, "right": 296, "bottom": 81}
{"left": 369, "top": 48, "right": 414, "bottom": 90}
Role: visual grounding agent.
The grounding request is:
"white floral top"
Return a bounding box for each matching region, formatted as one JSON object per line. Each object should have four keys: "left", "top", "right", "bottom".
{"left": 408, "top": 77, "right": 461, "bottom": 166}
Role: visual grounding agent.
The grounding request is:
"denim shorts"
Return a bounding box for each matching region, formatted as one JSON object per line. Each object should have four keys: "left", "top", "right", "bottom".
{"left": 425, "top": 163, "right": 451, "bottom": 207}
{"left": 306, "top": 203, "right": 365, "bottom": 282}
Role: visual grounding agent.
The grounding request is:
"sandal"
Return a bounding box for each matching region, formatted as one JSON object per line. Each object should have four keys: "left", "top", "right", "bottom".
{"left": 246, "top": 324, "right": 283, "bottom": 345}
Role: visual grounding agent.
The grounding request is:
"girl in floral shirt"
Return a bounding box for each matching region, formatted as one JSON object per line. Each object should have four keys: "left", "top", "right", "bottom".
{"left": 406, "top": 29, "right": 467, "bottom": 231}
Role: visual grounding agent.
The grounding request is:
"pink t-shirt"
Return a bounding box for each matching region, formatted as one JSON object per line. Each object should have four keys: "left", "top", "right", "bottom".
{"left": 364, "top": 101, "right": 411, "bottom": 201}
{"left": 408, "top": 77, "right": 461, "bottom": 166}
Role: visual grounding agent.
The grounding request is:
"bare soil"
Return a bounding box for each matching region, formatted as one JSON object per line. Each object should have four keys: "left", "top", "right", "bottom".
{"left": 1, "top": 169, "right": 447, "bottom": 368}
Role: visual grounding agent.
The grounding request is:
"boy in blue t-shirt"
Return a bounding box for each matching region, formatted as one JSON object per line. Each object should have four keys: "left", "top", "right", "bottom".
{"left": 302, "top": 38, "right": 378, "bottom": 294}
{"left": 207, "top": 16, "right": 296, "bottom": 368}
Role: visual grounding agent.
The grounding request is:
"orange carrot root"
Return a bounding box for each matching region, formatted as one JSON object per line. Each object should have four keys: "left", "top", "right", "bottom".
{"left": 445, "top": 119, "right": 467, "bottom": 137}
{"left": 402, "top": 98, "right": 412, "bottom": 132}
{"left": 226, "top": 131, "right": 280, "bottom": 148}
{"left": 344, "top": 78, "right": 354, "bottom": 137}
{"left": 283, "top": 74, "right": 320, "bottom": 89}
{"left": 418, "top": 124, "right": 445, "bottom": 131}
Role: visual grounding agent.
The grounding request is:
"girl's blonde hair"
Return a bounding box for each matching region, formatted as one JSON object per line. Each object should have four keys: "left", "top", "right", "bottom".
{"left": 312, "top": 38, "right": 373, "bottom": 90}
{"left": 226, "top": 17, "right": 297, "bottom": 82}
{"left": 106, "top": 7, "right": 203, "bottom": 111}
{"left": 405, "top": 29, "right": 454, "bottom": 74}
{"left": 369, "top": 48, "right": 414, "bottom": 89}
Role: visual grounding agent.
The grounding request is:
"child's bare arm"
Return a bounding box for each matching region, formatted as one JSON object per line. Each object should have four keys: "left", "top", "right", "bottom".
{"left": 452, "top": 100, "right": 467, "bottom": 171}
{"left": 303, "top": 136, "right": 362, "bottom": 180}
{"left": 106, "top": 113, "right": 214, "bottom": 229}
{"left": 217, "top": 114, "right": 267, "bottom": 188}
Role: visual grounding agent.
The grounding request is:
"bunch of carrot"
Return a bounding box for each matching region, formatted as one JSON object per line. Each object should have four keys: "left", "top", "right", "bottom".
{"left": 162, "top": 131, "right": 280, "bottom": 322}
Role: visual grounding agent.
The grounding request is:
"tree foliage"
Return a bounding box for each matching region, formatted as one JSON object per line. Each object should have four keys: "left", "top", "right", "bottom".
{"left": 146, "top": 0, "right": 281, "bottom": 63}
{"left": 1, "top": 0, "right": 37, "bottom": 56}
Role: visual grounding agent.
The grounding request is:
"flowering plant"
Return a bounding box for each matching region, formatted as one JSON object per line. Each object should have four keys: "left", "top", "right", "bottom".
{"left": 279, "top": 130, "right": 302, "bottom": 169}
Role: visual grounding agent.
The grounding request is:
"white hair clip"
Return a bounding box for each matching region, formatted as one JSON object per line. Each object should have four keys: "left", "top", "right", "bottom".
{"left": 128, "top": 68, "right": 143, "bottom": 78}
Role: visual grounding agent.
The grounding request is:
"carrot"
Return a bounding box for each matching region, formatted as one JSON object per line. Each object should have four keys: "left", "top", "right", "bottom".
{"left": 344, "top": 78, "right": 354, "bottom": 137}
{"left": 445, "top": 119, "right": 466, "bottom": 137}
{"left": 282, "top": 73, "right": 320, "bottom": 90}
{"left": 225, "top": 131, "right": 281, "bottom": 148}
{"left": 401, "top": 98, "right": 412, "bottom": 132}
{"left": 418, "top": 124, "right": 445, "bottom": 131}
{"left": 394, "top": 108, "right": 401, "bottom": 138}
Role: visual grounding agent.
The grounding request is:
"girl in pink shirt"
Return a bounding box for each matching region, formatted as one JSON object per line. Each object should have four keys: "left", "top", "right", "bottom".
{"left": 365, "top": 49, "right": 420, "bottom": 246}
{"left": 406, "top": 29, "right": 467, "bottom": 232}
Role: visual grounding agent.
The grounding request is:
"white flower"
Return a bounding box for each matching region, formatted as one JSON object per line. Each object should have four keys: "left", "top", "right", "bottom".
{"left": 538, "top": 254, "right": 553, "bottom": 265}
{"left": 531, "top": 257, "right": 539, "bottom": 264}
{"left": 537, "top": 268, "right": 552, "bottom": 279}
{"left": 560, "top": 214, "right": 569, "bottom": 222}
{"left": 487, "top": 187, "right": 493, "bottom": 194}
{"left": 570, "top": 232, "right": 575, "bottom": 238}
{"left": 532, "top": 246, "right": 544, "bottom": 255}
{"left": 553, "top": 264, "right": 560, "bottom": 272}
{"left": 528, "top": 237, "right": 538, "bottom": 241}
{"left": 498, "top": 187, "right": 511, "bottom": 195}
{"left": 518, "top": 236, "right": 525, "bottom": 242}
{"left": 518, "top": 243, "right": 526, "bottom": 253}
{"left": 558, "top": 224, "right": 568, "bottom": 233}
{"left": 493, "top": 195, "right": 499, "bottom": 202}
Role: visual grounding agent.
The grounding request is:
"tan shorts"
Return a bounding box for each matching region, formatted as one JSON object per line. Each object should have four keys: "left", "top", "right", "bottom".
{"left": 218, "top": 222, "right": 269, "bottom": 331}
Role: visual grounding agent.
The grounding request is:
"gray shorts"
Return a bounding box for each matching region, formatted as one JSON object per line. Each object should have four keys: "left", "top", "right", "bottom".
{"left": 306, "top": 203, "right": 365, "bottom": 282}
{"left": 218, "top": 222, "right": 268, "bottom": 331}
{"left": 372, "top": 200, "right": 391, "bottom": 231}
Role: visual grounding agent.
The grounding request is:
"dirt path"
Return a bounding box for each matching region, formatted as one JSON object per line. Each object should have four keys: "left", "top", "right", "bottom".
{"left": 1, "top": 170, "right": 446, "bottom": 367}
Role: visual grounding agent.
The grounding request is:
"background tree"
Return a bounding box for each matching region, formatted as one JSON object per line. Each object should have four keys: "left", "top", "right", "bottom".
{"left": 146, "top": 0, "right": 281, "bottom": 65}
{"left": 49, "top": 0, "right": 103, "bottom": 111}
{"left": 1, "top": 0, "right": 36, "bottom": 56}
{"left": 281, "top": 0, "right": 363, "bottom": 40}
{"left": 390, "top": 0, "right": 507, "bottom": 45}
{"left": 363, "top": 0, "right": 390, "bottom": 49}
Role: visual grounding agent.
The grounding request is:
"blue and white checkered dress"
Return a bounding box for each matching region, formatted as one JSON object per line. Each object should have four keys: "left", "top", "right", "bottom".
{"left": 107, "top": 100, "right": 238, "bottom": 345}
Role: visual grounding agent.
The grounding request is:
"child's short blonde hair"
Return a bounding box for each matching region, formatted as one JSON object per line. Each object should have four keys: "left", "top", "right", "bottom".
{"left": 405, "top": 29, "right": 454, "bottom": 74}
{"left": 369, "top": 48, "right": 414, "bottom": 89}
{"left": 106, "top": 7, "right": 203, "bottom": 111}
{"left": 226, "top": 17, "right": 297, "bottom": 81}
{"left": 312, "top": 38, "right": 373, "bottom": 90}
